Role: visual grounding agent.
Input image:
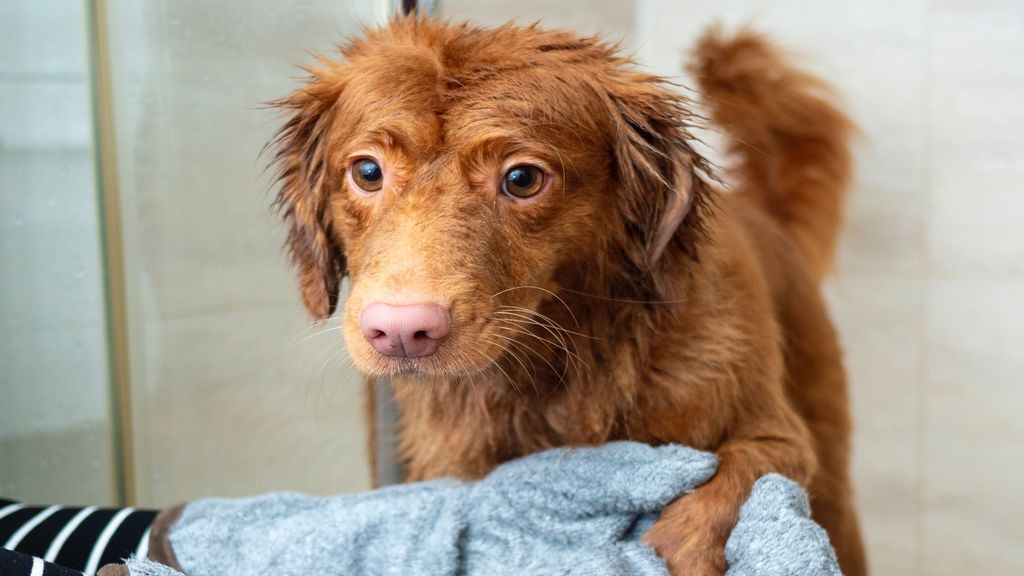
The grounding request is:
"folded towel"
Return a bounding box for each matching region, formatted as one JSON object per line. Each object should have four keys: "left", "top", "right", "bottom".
{"left": 113, "top": 442, "right": 840, "bottom": 576}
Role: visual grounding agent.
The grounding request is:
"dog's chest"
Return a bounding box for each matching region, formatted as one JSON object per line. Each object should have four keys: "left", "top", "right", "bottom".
{"left": 396, "top": 360, "right": 725, "bottom": 481}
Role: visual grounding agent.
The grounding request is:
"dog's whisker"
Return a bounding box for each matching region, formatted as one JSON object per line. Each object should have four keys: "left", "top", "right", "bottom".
{"left": 464, "top": 323, "right": 522, "bottom": 394}
{"left": 321, "top": 353, "right": 357, "bottom": 409}
{"left": 496, "top": 307, "right": 593, "bottom": 375}
{"left": 491, "top": 331, "right": 564, "bottom": 388}
{"left": 495, "top": 306, "right": 599, "bottom": 340}
{"left": 460, "top": 348, "right": 492, "bottom": 397}
{"left": 494, "top": 308, "right": 573, "bottom": 349}
{"left": 490, "top": 285, "right": 580, "bottom": 328}
{"left": 493, "top": 322, "right": 576, "bottom": 364}
{"left": 487, "top": 353, "right": 520, "bottom": 395}
{"left": 294, "top": 324, "right": 344, "bottom": 345}
{"left": 493, "top": 334, "right": 542, "bottom": 377}
{"left": 495, "top": 305, "right": 581, "bottom": 347}
{"left": 317, "top": 346, "right": 352, "bottom": 387}
{"left": 285, "top": 318, "right": 338, "bottom": 350}
{"left": 302, "top": 339, "right": 346, "bottom": 387}
{"left": 308, "top": 345, "right": 349, "bottom": 414}
{"left": 493, "top": 319, "right": 577, "bottom": 382}
{"left": 330, "top": 355, "right": 358, "bottom": 389}
{"left": 492, "top": 310, "right": 587, "bottom": 369}
{"left": 482, "top": 335, "right": 539, "bottom": 396}
{"left": 483, "top": 335, "right": 534, "bottom": 381}
{"left": 506, "top": 344, "right": 542, "bottom": 396}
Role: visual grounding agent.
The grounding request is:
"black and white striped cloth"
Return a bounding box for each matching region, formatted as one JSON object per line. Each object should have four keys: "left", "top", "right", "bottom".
{"left": 0, "top": 499, "right": 155, "bottom": 576}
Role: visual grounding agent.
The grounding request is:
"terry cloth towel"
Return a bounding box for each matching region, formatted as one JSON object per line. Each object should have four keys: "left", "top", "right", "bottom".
{"left": 113, "top": 442, "right": 841, "bottom": 576}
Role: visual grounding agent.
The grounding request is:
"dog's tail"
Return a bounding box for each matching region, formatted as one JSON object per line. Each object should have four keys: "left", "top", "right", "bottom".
{"left": 690, "top": 28, "right": 855, "bottom": 282}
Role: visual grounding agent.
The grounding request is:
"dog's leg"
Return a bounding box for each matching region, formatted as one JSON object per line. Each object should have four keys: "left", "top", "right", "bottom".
{"left": 644, "top": 428, "right": 816, "bottom": 576}
{"left": 806, "top": 447, "right": 868, "bottom": 576}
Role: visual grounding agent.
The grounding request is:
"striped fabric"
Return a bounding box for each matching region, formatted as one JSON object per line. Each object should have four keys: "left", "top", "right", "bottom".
{"left": 0, "top": 499, "right": 155, "bottom": 576}
{"left": 0, "top": 547, "right": 85, "bottom": 576}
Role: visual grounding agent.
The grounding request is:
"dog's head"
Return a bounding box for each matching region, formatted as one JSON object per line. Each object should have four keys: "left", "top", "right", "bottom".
{"left": 271, "top": 18, "right": 709, "bottom": 379}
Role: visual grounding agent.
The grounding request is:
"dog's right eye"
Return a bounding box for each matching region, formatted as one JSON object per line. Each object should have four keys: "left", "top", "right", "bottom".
{"left": 502, "top": 165, "right": 545, "bottom": 199}
{"left": 351, "top": 158, "right": 384, "bottom": 192}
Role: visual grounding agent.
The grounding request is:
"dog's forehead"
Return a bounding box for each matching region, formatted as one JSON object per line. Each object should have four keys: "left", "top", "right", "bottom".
{"left": 341, "top": 26, "right": 614, "bottom": 157}
{"left": 442, "top": 67, "right": 607, "bottom": 148}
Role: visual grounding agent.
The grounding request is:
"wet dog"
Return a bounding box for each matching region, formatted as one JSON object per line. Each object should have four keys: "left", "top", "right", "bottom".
{"left": 271, "top": 18, "right": 866, "bottom": 575}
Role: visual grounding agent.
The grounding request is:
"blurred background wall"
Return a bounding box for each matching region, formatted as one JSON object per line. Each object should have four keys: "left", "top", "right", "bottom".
{"left": 0, "top": 0, "right": 117, "bottom": 505}
{"left": 103, "top": 0, "right": 374, "bottom": 507}
{"left": 2, "top": 1, "right": 1022, "bottom": 575}
{"left": 0, "top": 0, "right": 379, "bottom": 507}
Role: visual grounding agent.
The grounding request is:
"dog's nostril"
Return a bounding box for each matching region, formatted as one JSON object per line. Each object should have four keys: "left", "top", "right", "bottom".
{"left": 359, "top": 301, "right": 451, "bottom": 358}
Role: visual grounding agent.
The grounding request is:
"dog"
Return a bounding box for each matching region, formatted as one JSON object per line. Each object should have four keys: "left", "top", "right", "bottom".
{"left": 270, "top": 17, "right": 867, "bottom": 576}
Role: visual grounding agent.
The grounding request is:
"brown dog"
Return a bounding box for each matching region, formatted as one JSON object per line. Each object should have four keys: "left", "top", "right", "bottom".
{"left": 271, "top": 17, "right": 866, "bottom": 576}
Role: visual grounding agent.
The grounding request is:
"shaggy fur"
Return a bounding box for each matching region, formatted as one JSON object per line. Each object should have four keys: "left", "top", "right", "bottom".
{"left": 270, "top": 17, "right": 866, "bottom": 576}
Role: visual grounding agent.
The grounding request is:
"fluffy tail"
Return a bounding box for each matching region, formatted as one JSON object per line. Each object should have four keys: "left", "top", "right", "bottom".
{"left": 689, "top": 28, "right": 855, "bottom": 281}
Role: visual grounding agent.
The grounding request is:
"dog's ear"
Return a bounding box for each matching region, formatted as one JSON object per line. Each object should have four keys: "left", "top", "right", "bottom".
{"left": 602, "top": 70, "right": 712, "bottom": 266}
{"left": 269, "top": 63, "right": 348, "bottom": 319}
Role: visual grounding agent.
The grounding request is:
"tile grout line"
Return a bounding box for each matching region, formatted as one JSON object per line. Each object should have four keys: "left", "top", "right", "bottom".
{"left": 914, "top": 0, "right": 934, "bottom": 574}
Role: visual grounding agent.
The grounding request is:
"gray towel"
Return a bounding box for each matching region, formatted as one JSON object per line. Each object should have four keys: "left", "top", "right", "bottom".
{"left": 123, "top": 442, "right": 840, "bottom": 576}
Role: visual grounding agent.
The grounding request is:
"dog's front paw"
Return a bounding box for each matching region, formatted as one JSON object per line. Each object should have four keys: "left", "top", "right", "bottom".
{"left": 643, "top": 491, "right": 733, "bottom": 576}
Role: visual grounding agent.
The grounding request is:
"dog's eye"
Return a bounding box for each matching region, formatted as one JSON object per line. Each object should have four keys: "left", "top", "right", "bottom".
{"left": 351, "top": 158, "right": 384, "bottom": 192}
{"left": 502, "top": 165, "right": 545, "bottom": 199}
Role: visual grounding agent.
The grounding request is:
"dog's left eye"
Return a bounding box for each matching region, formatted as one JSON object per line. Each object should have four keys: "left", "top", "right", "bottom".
{"left": 351, "top": 158, "right": 384, "bottom": 192}
{"left": 502, "top": 165, "right": 545, "bottom": 199}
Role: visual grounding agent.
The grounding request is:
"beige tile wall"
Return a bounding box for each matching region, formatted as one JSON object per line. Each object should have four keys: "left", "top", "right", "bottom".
{"left": 921, "top": 9, "right": 1024, "bottom": 573}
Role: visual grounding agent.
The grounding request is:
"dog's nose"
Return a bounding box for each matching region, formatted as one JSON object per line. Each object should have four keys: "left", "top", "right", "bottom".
{"left": 359, "top": 301, "right": 451, "bottom": 358}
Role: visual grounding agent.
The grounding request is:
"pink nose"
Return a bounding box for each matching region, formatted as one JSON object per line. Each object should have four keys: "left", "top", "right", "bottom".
{"left": 359, "top": 302, "right": 451, "bottom": 358}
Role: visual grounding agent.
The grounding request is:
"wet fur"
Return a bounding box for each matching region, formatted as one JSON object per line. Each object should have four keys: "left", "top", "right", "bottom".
{"left": 271, "top": 18, "right": 866, "bottom": 576}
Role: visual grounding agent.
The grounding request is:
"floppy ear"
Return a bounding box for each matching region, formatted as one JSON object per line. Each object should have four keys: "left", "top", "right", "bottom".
{"left": 269, "top": 65, "right": 348, "bottom": 319}
{"left": 603, "top": 70, "right": 712, "bottom": 266}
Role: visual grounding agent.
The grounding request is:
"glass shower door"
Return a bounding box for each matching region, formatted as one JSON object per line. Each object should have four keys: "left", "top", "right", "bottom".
{"left": 102, "top": 0, "right": 378, "bottom": 506}
{"left": 0, "top": 0, "right": 119, "bottom": 506}
{"left": 2, "top": 0, "right": 389, "bottom": 508}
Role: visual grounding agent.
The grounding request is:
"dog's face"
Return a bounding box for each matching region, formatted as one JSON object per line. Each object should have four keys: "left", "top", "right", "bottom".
{"left": 272, "top": 19, "right": 704, "bottom": 379}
